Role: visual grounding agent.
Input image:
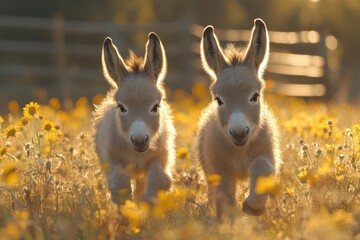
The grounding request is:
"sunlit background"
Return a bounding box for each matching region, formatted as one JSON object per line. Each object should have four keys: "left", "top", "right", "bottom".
{"left": 1, "top": 1, "right": 360, "bottom": 239}
{"left": 0, "top": 0, "right": 359, "bottom": 109}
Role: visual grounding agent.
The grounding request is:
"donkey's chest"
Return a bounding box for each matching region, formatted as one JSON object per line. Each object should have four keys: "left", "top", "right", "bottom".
{"left": 127, "top": 158, "right": 149, "bottom": 177}
{"left": 110, "top": 146, "right": 152, "bottom": 172}
{"left": 121, "top": 153, "right": 152, "bottom": 170}
{"left": 229, "top": 152, "right": 251, "bottom": 178}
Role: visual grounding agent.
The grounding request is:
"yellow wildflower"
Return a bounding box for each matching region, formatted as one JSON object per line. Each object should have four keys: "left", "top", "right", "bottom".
{"left": 92, "top": 94, "right": 105, "bottom": 106}
{"left": 1, "top": 161, "right": 19, "bottom": 187}
{"left": 192, "top": 82, "right": 209, "bottom": 100}
{"left": 45, "top": 131, "right": 58, "bottom": 143}
{"left": 308, "top": 173, "right": 319, "bottom": 185}
{"left": 332, "top": 209, "right": 353, "bottom": 226}
{"left": 174, "top": 112, "right": 188, "bottom": 124}
{"left": 76, "top": 96, "right": 88, "bottom": 107}
{"left": 176, "top": 147, "right": 189, "bottom": 159}
{"left": 94, "top": 209, "right": 107, "bottom": 222}
{"left": 4, "top": 125, "right": 20, "bottom": 139}
{"left": 337, "top": 163, "right": 346, "bottom": 172}
{"left": 58, "top": 111, "right": 71, "bottom": 123}
{"left": 207, "top": 174, "right": 221, "bottom": 187}
{"left": 57, "top": 129, "right": 64, "bottom": 138}
{"left": 43, "top": 146, "right": 50, "bottom": 155}
{"left": 285, "top": 186, "right": 295, "bottom": 195}
{"left": 335, "top": 174, "right": 344, "bottom": 181}
{"left": 18, "top": 116, "right": 30, "bottom": 127}
{"left": 8, "top": 100, "right": 19, "bottom": 113}
{"left": 42, "top": 120, "right": 55, "bottom": 132}
{"left": 120, "top": 200, "right": 149, "bottom": 231}
{"left": 325, "top": 144, "right": 333, "bottom": 153}
{"left": 15, "top": 210, "right": 29, "bottom": 223}
{"left": 353, "top": 123, "right": 360, "bottom": 135}
{"left": 23, "top": 102, "right": 40, "bottom": 118}
{"left": 0, "top": 147, "right": 7, "bottom": 157}
{"left": 3, "top": 222, "right": 21, "bottom": 239}
{"left": 318, "top": 161, "right": 331, "bottom": 175}
{"left": 255, "top": 175, "right": 280, "bottom": 195}
{"left": 297, "top": 169, "right": 309, "bottom": 184}
{"left": 48, "top": 98, "right": 61, "bottom": 110}
{"left": 153, "top": 188, "right": 191, "bottom": 218}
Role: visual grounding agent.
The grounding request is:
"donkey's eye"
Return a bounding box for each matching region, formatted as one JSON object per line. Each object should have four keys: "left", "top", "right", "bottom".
{"left": 250, "top": 93, "right": 260, "bottom": 103}
{"left": 117, "top": 104, "right": 127, "bottom": 113}
{"left": 214, "top": 97, "right": 224, "bottom": 106}
{"left": 151, "top": 104, "right": 160, "bottom": 113}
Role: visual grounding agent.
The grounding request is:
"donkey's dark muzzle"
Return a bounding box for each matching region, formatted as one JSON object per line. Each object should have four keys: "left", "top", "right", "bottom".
{"left": 229, "top": 127, "right": 249, "bottom": 146}
{"left": 131, "top": 135, "right": 149, "bottom": 152}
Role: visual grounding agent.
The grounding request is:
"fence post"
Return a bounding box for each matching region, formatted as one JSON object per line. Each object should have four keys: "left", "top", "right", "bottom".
{"left": 183, "top": 21, "right": 194, "bottom": 90}
{"left": 53, "top": 13, "right": 71, "bottom": 107}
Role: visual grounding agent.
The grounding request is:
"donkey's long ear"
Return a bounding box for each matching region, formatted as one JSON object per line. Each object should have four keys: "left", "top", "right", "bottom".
{"left": 102, "top": 37, "right": 128, "bottom": 88}
{"left": 200, "top": 26, "right": 227, "bottom": 80}
{"left": 144, "top": 32, "right": 167, "bottom": 84}
{"left": 244, "top": 19, "right": 269, "bottom": 78}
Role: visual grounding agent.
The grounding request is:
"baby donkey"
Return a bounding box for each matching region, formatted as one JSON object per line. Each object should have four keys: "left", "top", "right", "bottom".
{"left": 93, "top": 33, "right": 175, "bottom": 205}
{"left": 197, "top": 19, "right": 281, "bottom": 220}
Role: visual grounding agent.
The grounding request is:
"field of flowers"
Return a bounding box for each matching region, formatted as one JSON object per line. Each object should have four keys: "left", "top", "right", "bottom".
{"left": 0, "top": 82, "right": 359, "bottom": 240}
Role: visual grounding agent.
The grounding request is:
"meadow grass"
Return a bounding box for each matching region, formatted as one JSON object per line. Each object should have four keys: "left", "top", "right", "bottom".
{"left": 0, "top": 83, "right": 359, "bottom": 240}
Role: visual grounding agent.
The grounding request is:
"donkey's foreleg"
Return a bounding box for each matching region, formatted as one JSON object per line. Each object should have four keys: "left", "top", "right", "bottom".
{"left": 142, "top": 161, "right": 171, "bottom": 203}
{"left": 243, "top": 157, "right": 275, "bottom": 216}
{"left": 214, "top": 173, "right": 236, "bottom": 223}
{"left": 107, "top": 164, "right": 132, "bottom": 205}
{"left": 134, "top": 177, "right": 145, "bottom": 202}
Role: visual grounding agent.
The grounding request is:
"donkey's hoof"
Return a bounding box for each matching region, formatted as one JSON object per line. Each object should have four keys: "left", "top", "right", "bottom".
{"left": 111, "top": 191, "right": 131, "bottom": 206}
{"left": 242, "top": 200, "right": 264, "bottom": 216}
{"left": 140, "top": 195, "right": 156, "bottom": 206}
{"left": 119, "top": 215, "right": 130, "bottom": 226}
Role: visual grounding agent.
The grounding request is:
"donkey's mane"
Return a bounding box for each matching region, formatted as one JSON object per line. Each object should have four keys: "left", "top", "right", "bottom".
{"left": 223, "top": 44, "right": 247, "bottom": 66}
{"left": 125, "top": 50, "right": 145, "bottom": 73}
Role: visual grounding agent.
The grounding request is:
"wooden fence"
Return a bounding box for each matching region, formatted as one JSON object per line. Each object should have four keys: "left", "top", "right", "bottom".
{"left": 0, "top": 15, "right": 193, "bottom": 109}
{"left": 0, "top": 15, "right": 338, "bottom": 110}
{"left": 191, "top": 24, "right": 338, "bottom": 98}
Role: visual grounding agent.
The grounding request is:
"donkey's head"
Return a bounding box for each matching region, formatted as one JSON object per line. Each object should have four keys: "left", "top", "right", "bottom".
{"left": 201, "top": 19, "right": 269, "bottom": 147}
{"left": 102, "top": 33, "right": 167, "bottom": 152}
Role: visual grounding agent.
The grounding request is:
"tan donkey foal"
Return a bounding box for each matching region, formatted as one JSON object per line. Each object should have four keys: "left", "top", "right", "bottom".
{"left": 93, "top": 33, "right": 175, "bottom": 205}
{"left": 197, "top": 19, "right": 281, "bottom": 220}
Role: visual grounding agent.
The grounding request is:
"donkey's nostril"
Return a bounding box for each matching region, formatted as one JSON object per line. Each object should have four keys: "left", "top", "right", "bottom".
{"left": 241, "top": 127, "right": 250, "bottom": 138}
{"left": 229, "top": 128, "right": 235, "bottom": 137}
{"left": 229, "top": 127, "right": 249, "bottom": 139}
{"left": 131, "top": 135, "right": 149, "bottom": 145}
{"left": 245, "top": 126, "right": 250, "bottom": 135}
{"left": 229, "top": 126, "right": 250, "bottom": 146}
{"left": 131, "top": 134, "right": 150, "bottom": 152}
{"left": 131, "top": 135, "right": 136, "bottom": 144}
